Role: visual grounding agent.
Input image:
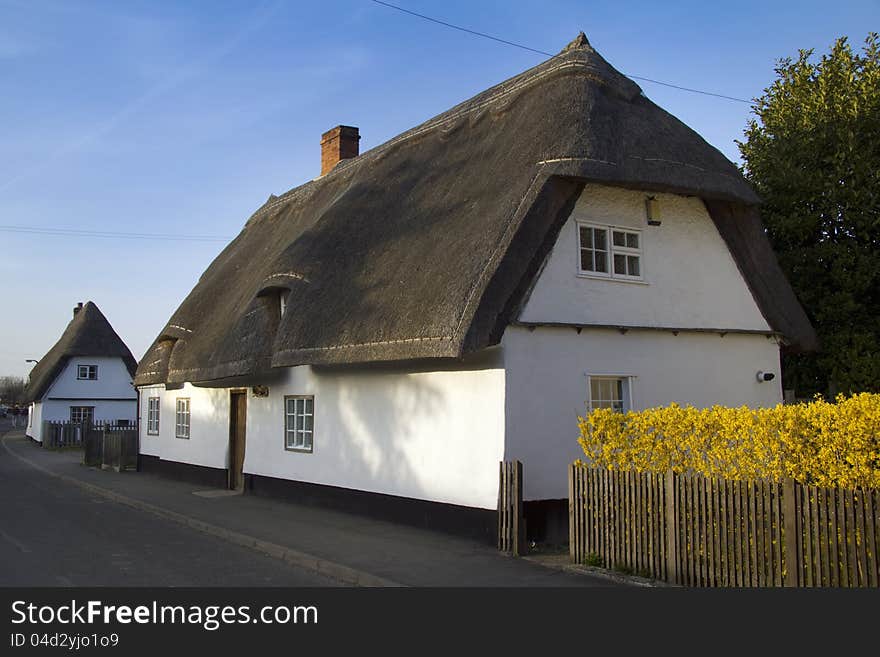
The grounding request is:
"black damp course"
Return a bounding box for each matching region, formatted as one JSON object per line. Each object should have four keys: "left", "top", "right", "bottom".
{"left": 135, "top": 31, "right": 816, "bottom": 388}
{"left": 245, "top": 473, "right": 497, "bottom": 544}
{"left": 25, "top": 301, "right": 138, "bottom": 404}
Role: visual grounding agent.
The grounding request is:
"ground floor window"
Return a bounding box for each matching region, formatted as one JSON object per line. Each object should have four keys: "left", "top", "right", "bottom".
{"left": 175, "top": 398, "right": 190, "bottom": 439}
{"left": 284, "top": 396, "right": 314, "bottom": 452}
{"left": 70, "top": 406, "right": 94, "bottom": 424}
{"left": 588, "top": 376, "right": 632, "bottom": 413}
{"left": 147, "top": 397, "right": 160, "bottom": 435}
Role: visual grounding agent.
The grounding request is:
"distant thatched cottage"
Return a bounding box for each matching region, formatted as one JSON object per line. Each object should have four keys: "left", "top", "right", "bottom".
{"left": 26, "top": 302, "right": 137, "bottom": 443}
{"left": 134, "top": 34, "right": 816, "bottom": 540}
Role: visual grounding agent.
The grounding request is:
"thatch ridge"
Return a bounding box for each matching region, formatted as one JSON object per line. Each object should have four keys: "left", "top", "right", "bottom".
{"left": 135, "top": 33, "right": 815, "bottom": 386}
{"left": 26, "top": 302, "right": 138, "bottom": 402}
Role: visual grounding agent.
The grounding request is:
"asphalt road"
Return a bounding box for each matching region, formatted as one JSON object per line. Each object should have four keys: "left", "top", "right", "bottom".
{"left": 0, "top": 421, "right": 338, "bottom": 586}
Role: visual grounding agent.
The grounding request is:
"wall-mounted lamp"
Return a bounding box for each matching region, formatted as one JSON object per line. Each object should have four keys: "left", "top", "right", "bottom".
{"left": 756, "top": 371, "right": 776, "bottom": 383}
{"left": 25, "top": 359, "right": 39, "bottom": 364}
{"left": 645, "top": 196, "right": 661, "bottom": 226}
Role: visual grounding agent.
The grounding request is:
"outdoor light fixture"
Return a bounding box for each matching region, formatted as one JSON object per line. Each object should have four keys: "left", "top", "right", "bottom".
{"left": 25, "top": 359, "right": 38, "bottom": 364}
{"left": 756, "top": 371, "right": 776, "bottom": 383}
{"left": 645, "top": 196, "right": 661, "bottom": 226}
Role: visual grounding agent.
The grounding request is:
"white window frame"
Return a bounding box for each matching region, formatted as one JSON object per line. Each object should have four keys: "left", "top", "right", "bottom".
{"left": 77, "top": 364, "right": 98, "bottom": 380}
{"left": 175, "top": 398, "right": 190, "bottom": 439}
{"left": 587, "top": 375, "right": 634, "bottom": 413}
{"left": 147, "top": 396, "right": 160, "bottom": 436}
{"left": 284, "top": 395, "right": 314, "bottom": 453}
{"left": 577, "top": 222, "right": 644, "bottom": 282}
{"left": 70, "top": 406, "right": 95, "bottom": 424}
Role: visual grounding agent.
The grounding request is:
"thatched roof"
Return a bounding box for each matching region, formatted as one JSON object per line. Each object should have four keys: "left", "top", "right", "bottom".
{"left": 26, "top": 302, "right": 137, "bottom": 402}
{"left": 135, "top": 33, "right": 816, "bottom": 387}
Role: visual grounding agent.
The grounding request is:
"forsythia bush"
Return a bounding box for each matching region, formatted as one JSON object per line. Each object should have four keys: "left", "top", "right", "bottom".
{"left": 576, "top": 393, "right": 880, "bottom": 488}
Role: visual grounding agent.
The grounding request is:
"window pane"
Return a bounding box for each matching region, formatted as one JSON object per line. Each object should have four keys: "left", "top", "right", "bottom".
{"left": 579, "top": 226, "right": 592, "bottom": 248}
{"left": 304, "top": 415, "right": 313, "bottom": 432}
{"left": 296, "top": 415, "right": 304, "bottom": 430}
{"left": 303, "top": 433, "right": 313, "bottom": 450}
{"left": 590, "top": 379, "right": 601, "bottom": 400}
{"left": 305, "top": 398, "right": 313, "bottom": 414}
{"left": 613, "top": 253, "right": 626, "bottom": 275}
{"left": 593, "top": 228, "right": 606, "bottom": 250}
{"left": 594, "top": 252, "right": 607, "bottom": 273}
{"left": 286, "top": 398, "right": 294, "bottom": 414}
{"left": 626, "top": 233, "right": 639, "bottom": 249}
{"left": 614, "top": 379, "right": 624, "bottom": 400}
{"left": 612, "top": 231, "right": 626, "bottom": 247}
{"left": 627, "top": 255, "right": 640, "bottom": 277}
{"left": 580, "top": 250, "right": 593, "bottom": 272}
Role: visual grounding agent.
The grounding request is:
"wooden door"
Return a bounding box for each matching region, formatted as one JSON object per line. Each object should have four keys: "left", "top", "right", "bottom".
{"left": 229, "top": 391, "right": 247, "bottom": 490}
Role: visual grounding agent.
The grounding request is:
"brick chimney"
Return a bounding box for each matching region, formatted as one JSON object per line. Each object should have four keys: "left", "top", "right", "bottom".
{"left": 320, "top": 125, "right": 360, "bottom": 176}
{"left": 73, "top": 302, "right": 83, "bottom": 317}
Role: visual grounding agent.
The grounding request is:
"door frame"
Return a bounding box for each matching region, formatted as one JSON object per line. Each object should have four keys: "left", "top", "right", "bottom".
{"left": 228, "top": 389, "right": 248, "bottom": 490}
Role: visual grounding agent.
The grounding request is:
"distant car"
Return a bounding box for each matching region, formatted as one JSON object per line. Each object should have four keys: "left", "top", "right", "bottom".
{"left": 0, "top": 406, "right": 8, "bottom": 418}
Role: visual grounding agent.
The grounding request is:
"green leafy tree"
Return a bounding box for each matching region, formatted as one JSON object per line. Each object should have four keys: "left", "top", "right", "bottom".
{"left": 738, "top": 33, "right": 880, "bottom": 396}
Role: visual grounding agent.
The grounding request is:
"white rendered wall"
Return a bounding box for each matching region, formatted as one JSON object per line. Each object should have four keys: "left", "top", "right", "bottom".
{"left": 503, "top": 326, "right": 782, "bottom": 501}
{"left": 244, "top": 364, "right": 506, "bottom": 510}
{"left": 45, "top": 357, "right": 136, "bottom": 401}
{"left": 137, "top": 383, "right": 230, "bottom": 470}
{"left": 27, "top": 402, "right": 43, "bottom": 442}
{"left": 138, "top": 361, "right": 506, "bottom": 509}
{"left": 519, "top": 184, "right": 771, "bottom": 331}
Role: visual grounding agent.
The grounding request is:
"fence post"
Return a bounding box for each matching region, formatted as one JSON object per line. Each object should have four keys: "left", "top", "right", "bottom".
{"left": 783, "top": 478, "right": 798, "bottom": 587}
{"left": 665, "top": 469, "right": 678, "bottom": 585}
{"left": 513, "top": 460, "right": 524, "bottom": 557}
{"left": 568, "top": 464, "right": 576, "bottom": 563}
{"left": 497, "top": 460, "right": 525, "bottom": 556}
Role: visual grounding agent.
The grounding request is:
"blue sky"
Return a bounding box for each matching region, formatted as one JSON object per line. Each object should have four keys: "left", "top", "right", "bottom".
{"left": 1, "top": 0, "right": 878, "bottom": 378}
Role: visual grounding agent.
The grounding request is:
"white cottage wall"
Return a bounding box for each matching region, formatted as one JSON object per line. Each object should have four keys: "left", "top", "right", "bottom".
{"left": 44, "top": 357, "right": 136, "bottom": 400}
{"left": 138, "top": 359, "right": 506, "bottom": 510}
{"left": 519, "top": 184, "right": 772, "bottom": 331}
{"left": 503, "top": 327, "right": 782, "bottom": 502}
{"left": 27, "top": 402, "right": 43, "bottom": 442}
{"left": 138, "top": 383, "right": 230, "bottom": 470}
{"left": 244, "top": 363, "right": 506, "bottom": 510}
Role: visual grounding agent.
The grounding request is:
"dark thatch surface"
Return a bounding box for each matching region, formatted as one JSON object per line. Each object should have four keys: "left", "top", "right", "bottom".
{"left": 135, "top": 33, "right": 816, "bottom": 387}
{"left": 26, "top": 302, "right": 138, "bottom": 403}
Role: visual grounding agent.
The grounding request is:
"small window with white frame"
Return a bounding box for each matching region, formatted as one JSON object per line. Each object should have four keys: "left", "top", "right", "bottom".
{"left": 588, "top": 376, "right": 632, "bottom": 413}
{"left": 147, "top": 397, "right": 160, "bottom": 435}
{"left": 175, "top": 398, "right": 190, "bottom": 439}
{"left": 77, "top": 364, "right": 98, "bottom": 380}
{"left": 578, "top": 223, "right": 643, "bottom": 281}
{"left": 284, "top": 396, "right": 314, "bottom": 452}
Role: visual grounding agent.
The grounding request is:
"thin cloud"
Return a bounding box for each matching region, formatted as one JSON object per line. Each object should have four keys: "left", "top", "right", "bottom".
{"left": 0, "top": 0, "right": 284, "bottom": 195}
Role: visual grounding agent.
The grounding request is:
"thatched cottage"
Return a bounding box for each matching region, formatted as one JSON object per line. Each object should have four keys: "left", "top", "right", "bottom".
{"left": 134, "top": 34, "right": 815, "bottom": 540}
{"left": 27, "top": 302, "right": 137, "bottom": 443}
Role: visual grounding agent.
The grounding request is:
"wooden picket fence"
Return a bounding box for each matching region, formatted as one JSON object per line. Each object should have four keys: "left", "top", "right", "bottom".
{"left": 498, "top": 460, "right": 525, "bottom": 556}
{"left": 569, "top": 464, "right": 880, "bottom": 587}
{"left": 42, "top": 421, "right": 86, "bottom": 448}
{"left": 82, "top": 423, "right": 138, "bottom": 472}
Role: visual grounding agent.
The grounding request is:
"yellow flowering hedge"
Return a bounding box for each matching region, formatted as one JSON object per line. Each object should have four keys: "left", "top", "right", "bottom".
{"left": 576, "top": 393, "right": 880, "bottom": 488}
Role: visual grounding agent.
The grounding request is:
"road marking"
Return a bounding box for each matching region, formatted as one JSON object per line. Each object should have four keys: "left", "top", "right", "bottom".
{"left": 0, "top": 528, "right": 32, "bottom": 553}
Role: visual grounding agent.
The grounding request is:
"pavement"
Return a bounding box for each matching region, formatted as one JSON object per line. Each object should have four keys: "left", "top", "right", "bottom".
{"left": 0, "top": 425, "right": 624, "bottom": 587}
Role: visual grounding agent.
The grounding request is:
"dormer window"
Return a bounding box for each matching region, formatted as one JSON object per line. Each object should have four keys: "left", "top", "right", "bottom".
{"left": 77, "top": 365, "right": 98, "bottom": 380}
{"left": 578, "top": 223, "right": 643, "bottom": 281}
{"left": 279, "top": 291, "right": 287, "bottom": 319}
